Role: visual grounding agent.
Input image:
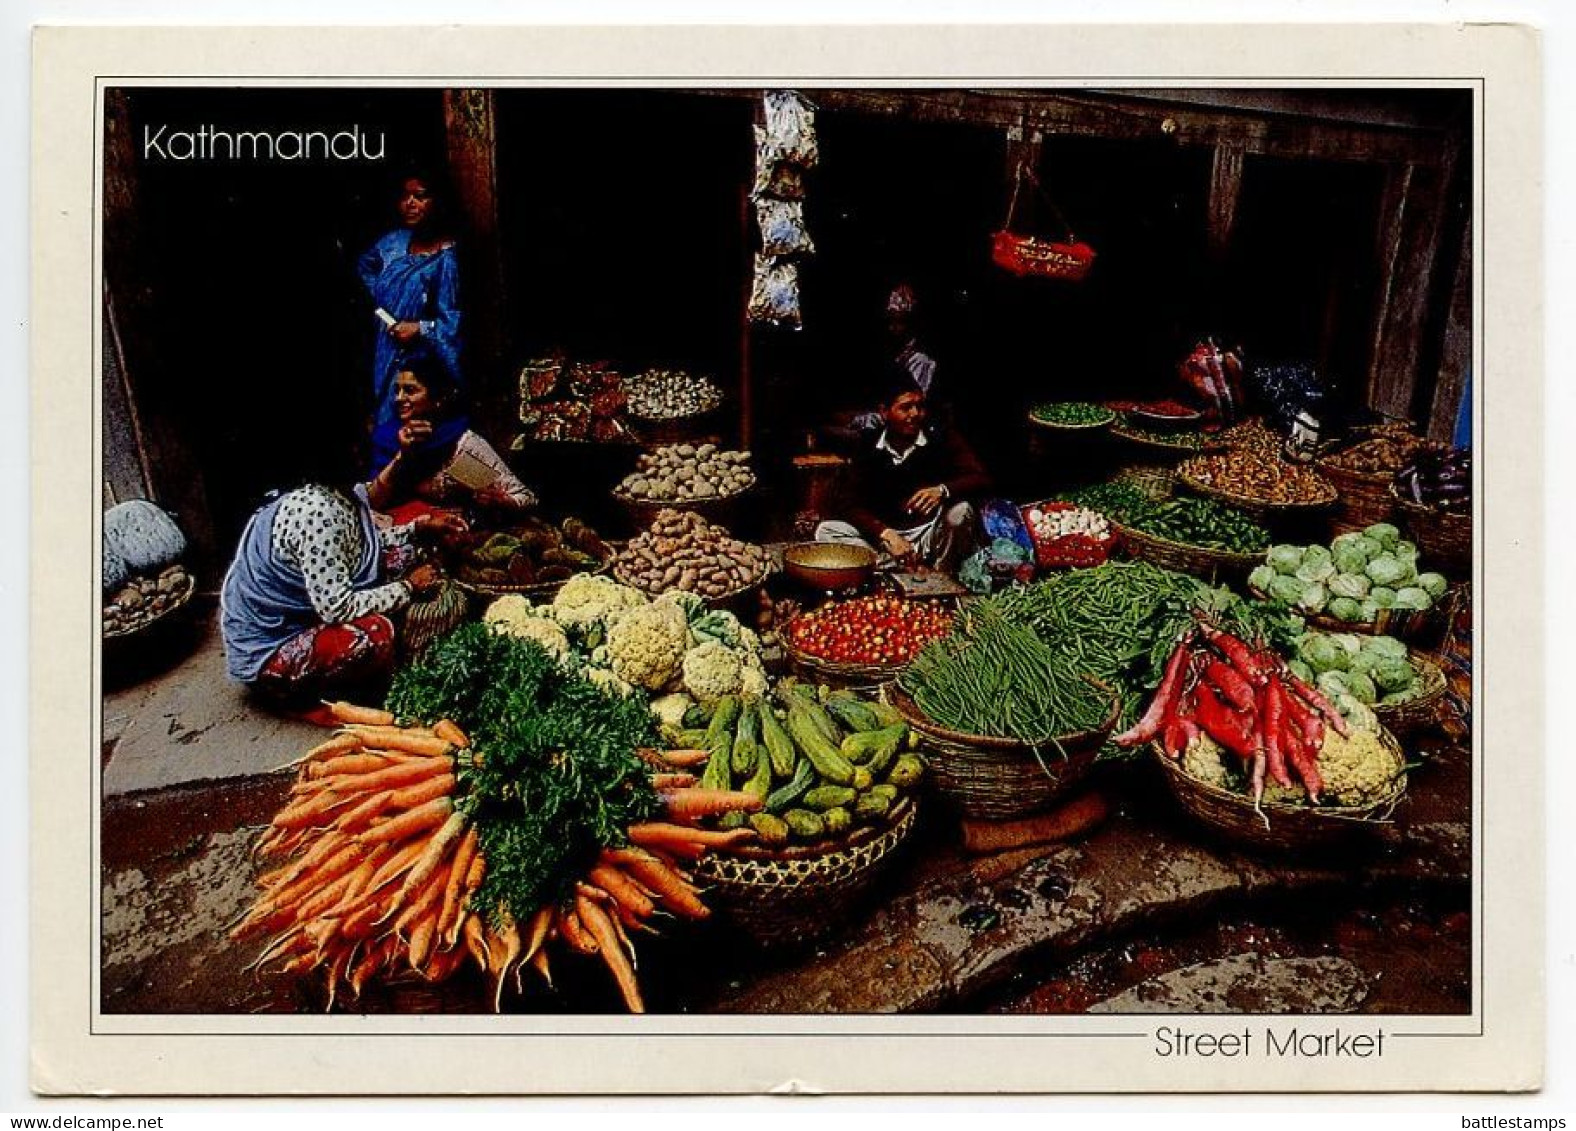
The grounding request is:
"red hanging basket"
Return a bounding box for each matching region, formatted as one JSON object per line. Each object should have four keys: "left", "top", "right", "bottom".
{"left": 991, "top": 161, "right": 1096, "bottom": 281}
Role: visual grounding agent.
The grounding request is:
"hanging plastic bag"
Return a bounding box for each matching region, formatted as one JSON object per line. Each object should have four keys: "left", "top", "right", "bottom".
{"left": 747, "top": 254, "right": 801, "bottom": 328}
{"left": 762, "top": 90, "right": 819, "bottom": 168}
{"left": 753, "top": 126, "right": 808, "bottom": 201}
{"left": 755, "top": 197, "right": 816, "bottom": 258}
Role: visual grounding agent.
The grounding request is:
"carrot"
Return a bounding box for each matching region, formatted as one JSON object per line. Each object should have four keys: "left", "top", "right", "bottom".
{"left": 488, "top": 915, "right": 524, "bottom": 1013}
{"left": 325, "top": 701, "right": 395, "bottom": 727}
{"left": 308, "top": 752, "right": 400, "bottom": 780}
{"left": 577, "top": 895, "right": 645, "bottom": 1013}
{"left": 652, "top": 748, "right": 710, "bottom": 768}
{"left": 392, "top": 810, "right": 470, "bottom": 909}
{"left": 650, "top": 772, "right": 699, "bottom": 790}
{"left": 1113, "top": 634, "right": 1194, "bottom": 747}
{"left": 1260, "top": 678, "right": 1295, "bottom": 790}
{"left": 588, "top": 863, "right": 656, "bottom": 922}
{"left": 422, "top": 944, "right": 466, "bottom": 984}
{"left": 358, "top": 796, "right": 454, "bottom": 846}
{"left": 269, "top": 787, "right": 358, "bottom": 831}
{"left": 329, "top": 756, "right": 452, "bottom": 795}
{"left": 392, "top": 856, "right": 452, "bottom": 934}
{"left": 408, "top": 911, "right": 440, "bottom": 972}
{"left": 626, "top": 821, "right": 756, "bottom": 855}
{"left": 432, "top": 718, "right": 470, "bottom": 748}
{"left": 437, "top": 824, "right": 481, "bottom": 946}
{"left": 659, "top": 788, "right": 764, "bottom": 822}
{"left": 349, "top": 934, "right": 395, "bottom": 998}
{"left": 1204, "top": 659, "right": 1257, "bottom": 714}
{"left": 604, "top": 847, "right": 710, "bottom": 920}
{"left": 528, "top": 944, "right": 553, "bottom": 989}
{"left": 292, "top": 731, "right": 365, "bottom": 766}
{"left": 343, "top": 725, "right": 453, "bottom": 758}
{"left": 556, "top": 905, "right": 598, "bottom": 955}
{"left": 461, "top": 911, "right": 491, "bottom": 972}
{"left": 519, "top": 905, "right": 554, "bottom": 968}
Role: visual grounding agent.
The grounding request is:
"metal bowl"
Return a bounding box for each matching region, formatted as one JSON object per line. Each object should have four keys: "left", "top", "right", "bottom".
{"left": 782, "top": 541, "right": 877, "bottom": 592}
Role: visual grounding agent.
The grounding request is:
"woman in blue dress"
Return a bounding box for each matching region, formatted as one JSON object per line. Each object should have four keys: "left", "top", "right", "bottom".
{"left": 358, "top": 171, "right": 465, "bottom": 468}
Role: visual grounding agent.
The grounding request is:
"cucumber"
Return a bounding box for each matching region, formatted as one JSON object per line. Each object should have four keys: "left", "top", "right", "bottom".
{"left": 682, "top": 702, "right": 713, "bottom": 729}
{"left": 741, "top": 732, "right": 774, "bottom": 802}
{"left": 718, "top": 810, "right": 748, "bottom": 831}
{"left": 867, "top": 700, "right": 905, "bottom": 729}
{"left": 839, "top": 723, "right": 906, "bottom": 767}
{"left": 758, "top": 701, "right": 798, "bottom": 778}
{"left": 786, "top": 705, "right": 857, "bottom": 786}
{"left": 821, "top": 806, "right": 852, "bottom": 836}
{"left": 802, "top": 785, "right": 858, "bottom": 811}
{"left": 825, "top": 697, "right": 882, "bottom": 734}
{"left": 854, "top": 791, "right": 892, "bottom": 822}
{"left": 783, "top": 808, "right": 826, "bottom": 840}
{"left": 765, "top": 759, "right": 816, "bottom": 813}
{"left": 887, "top": 753, "right": 926, "bottom": 790}
{"left": 705, "top": 695, "right": 742, "bottom": 748}
{"left": 867, "top": 783, "right": 899, "bottom": 802}
{"left": 731, "top": 700, "right": 762, "bottom": 775}
{"left": 677, "top": 727, "right": 711, "bottom": 749}
{"left": 749, "top": 812, "right": 791, "bottom": 847}
{"left": 794, "top": 696, "right": 845, "bottom": 750}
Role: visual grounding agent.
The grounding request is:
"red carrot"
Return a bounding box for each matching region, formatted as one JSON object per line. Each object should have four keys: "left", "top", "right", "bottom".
{"left": 1193, "top": 683, "right": 1256, "bottom": 760}
{"left": 1198, "top": 624, "right": 1269, "bottom": 685}
{"left": 1204, "top": 660, "right": 1256, "bottom": 714}
{"left": 1260, "top": 678, "right": 1294, "bottom": 789}
{"left": 1280, "top": 671, "right": 1350, "bottom": 739}
{"left": 1113, "top": 632, "right": 1194, "bottom": 748}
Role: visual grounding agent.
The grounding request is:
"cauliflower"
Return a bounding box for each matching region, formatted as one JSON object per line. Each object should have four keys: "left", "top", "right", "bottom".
{"left": 483, "top": 596, "right": 572, "bottom": 661}
{"left": 1181, "top": 733, "right": 1234, "bottom": 790}
{"left": 649, "top": 691, "right": 696, "bottom": 729}
{"left": 585, "top": 666, "right": 636, "bottom": 699}
{"left": 655, "top": 589, "right": 706, "bottom": 622}
{"left": 1317, "top": 726, "right": 1404, "bottom": 807}
{"left": 551, "top": 574, "right": 647, "bottom": 634}
{"left": 605, "top": 601, "right": 689, "bottom": 691}
{"left": 738, "top": 659, "right": 769, "bottom": 700}
{"left": 681, "top": 639, "right": 745, "bottom": 703}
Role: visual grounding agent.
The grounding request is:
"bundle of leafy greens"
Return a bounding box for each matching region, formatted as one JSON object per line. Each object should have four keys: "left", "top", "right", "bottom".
{"left": 386, "top": 622, "right": 663, "bottom": 925}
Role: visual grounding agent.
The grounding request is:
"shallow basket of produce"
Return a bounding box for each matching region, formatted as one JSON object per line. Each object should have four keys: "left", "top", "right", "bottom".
{"left": 1372, "top": 654, "right": 1450, "bottom": 736}
{"left": 883, "top": 684, "right": 1119, "bottom": 821}
{"left": 450, "top": 517, "right": 615, "bottom": 603}
{"left": 1151, "top": 729, "right": 1408, "bottom": 855}
{"left": 1390, "top": 491, "right": 1472, "bottom": 579}
{"left": 694, "top": 797, "right": 920, "bottom": 950}
{"left": 1176, "top": 460, "right": 1338, "bottom": 515}
{"left": 1108, "top": 420, "right": 1230, "bottom": 457}
{"left": 612, "top": 485, "right": 751, "bottom": 534}
{"left": 780, "top": 595, "right": 956, "bottom": 690}
{"left": 1110, "top": 520, "right": 1263, "bottom": 586}
{"left": 102, "top": 565, "right": 197, "bottom": 643}
{"left": 780, "top": 636, "right": 909, "bottom": 691}
{"left": 454, "top": 557, "right": 611, "bottom": 604}
{"left": 1027, "top": 402, "right": 1117, "bottom": 431}
{"left": 1246, "top": 580, "right": 1450, "bottom": 643}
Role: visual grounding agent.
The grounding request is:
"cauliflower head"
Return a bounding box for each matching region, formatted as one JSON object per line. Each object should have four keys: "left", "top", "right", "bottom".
{"left": 1317, "top": 726, "right": 1404, "bottom": 808}
{"left": 551, "top": 574, "right": 647, "bottom": 633}
{"left": 738, "top": 659, "right": 769, "bottom": 701}
{"left": 1181, "top": 732, "right": 1235, "bottom": 791}
{"left": 605, "top": 600, "right": 689, "bottom": 691}
{"left": 681, "top": 639, "right": 744, "bottom": 703}
{"left": 483, "top": 596, "right": 573, "bottom": 661}
{"left": 585, "top": 666, "right": 636, "bottom": 699}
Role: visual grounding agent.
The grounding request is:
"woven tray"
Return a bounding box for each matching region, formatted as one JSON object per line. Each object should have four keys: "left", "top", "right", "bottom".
{"left": 612, "top": 485, "right": 752, "bottom": 533}
{"left": 1114, "top": 465, "right": 1177, "bottom": 502}
{"left": 102, "top": 570, "right": 197, "bottom": 641}
{"left": 1152, "top": 728, "right": 1407, "bottom": 855}
{"left": 1109, "top": 421, "right": 1230, "bottom": 455}
{"left": 1373, "top": 654, "right": 1450, "bottom": 735}
{"left": 884, "top": 684, "right": 1119, "bottom": 821}
{"left": 1028, "top": 406, "right": 1116, "bottom": 432}
{"left": 694, "top": 798, "right": 920, "bottom": 950}
{"left": 1110, "top": 520, "right": 1264, "bottom": 585}
{"left": 1176, "top": 464, "right": 1338, "bottom": 514}
{"left": 612, "top": 561, "right": 768, "bottom": 611}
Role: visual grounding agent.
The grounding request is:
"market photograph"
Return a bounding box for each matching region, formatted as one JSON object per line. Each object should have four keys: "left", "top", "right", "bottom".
{"left": 98, "top": 85, "right": 1476, "bottom": 1017}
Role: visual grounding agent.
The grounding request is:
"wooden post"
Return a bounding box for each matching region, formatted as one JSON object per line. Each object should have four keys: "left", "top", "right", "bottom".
{"left": 1427, "top": 213, "right": 1473, "bottom": 443}
{"left": 1207, "top": 143, "right": 1246, "bottom": 261}
{"left": 1365, "top": 156, "right": 1454, "bottom": 419}
{"left": 442, "top": 89, "right": 508, "bottom": 436}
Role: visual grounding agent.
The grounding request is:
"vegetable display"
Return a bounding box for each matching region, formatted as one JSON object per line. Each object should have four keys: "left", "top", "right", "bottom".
{"left": 1284, "top": 632, "right": 1422, "bottom": 723}
{"left": 1110, "top": 420, "right": 1221, "bottom": 451}
{"left": 1394, "top": 447, "right": 1471, "bottom": 512}
{"left": 784, "top": 595, "right": 954, "bottom": 668}
{"left": 1029, "top": 401, "right": 1115, "bottom": 428}
{"left": 1247, "top": 524, "right": 1449, "bottom": 624}
{"left": 1021, "top": 502, "right": 1113, "bottom": 568}
{"left": 235, "top": 672, "right": 763, "bottom": 1013}
{"left": 1179, "top": 448, "right": 1336, "bottom": 507}
{"left": 615, "top": 443, "right": 756, "bottom": 503}
{"left": 1116, "top": 625, "right": 1404, "bottom": 811}
{"left": 453, "top": 516, "right": 610, "bottom": 590}
{"left": 103, "top": 563, "right": 192, "bottom": 635}
{"left": 1103, "top": 399, "right": 1201, "bottom": 420}
{"left": 612, "top": 509, "right": 771, "bottom": 600}
{"left": 1323, "top": 434, "right": 1427, "bottom": 476}
{"left": 516, "top": 358, "right": 635, "bottom": 445}
{"left": 622, "top": 368, "right": 723, "bottom": 421}
{"left": 1116, "top": 496, "right": 1270, "bottom": 554}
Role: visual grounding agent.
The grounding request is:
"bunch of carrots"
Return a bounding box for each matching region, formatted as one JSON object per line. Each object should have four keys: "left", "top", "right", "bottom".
{"left": 1113, "top": 619, "right": 1350, "bottom": 809}
{"left": 234, "top": 700, "right": 763, "bottom": 1013}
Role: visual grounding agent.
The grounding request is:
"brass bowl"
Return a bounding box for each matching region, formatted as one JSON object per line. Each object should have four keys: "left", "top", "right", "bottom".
{"left": 782, "top": 541, "right": 877, "bottom": 592}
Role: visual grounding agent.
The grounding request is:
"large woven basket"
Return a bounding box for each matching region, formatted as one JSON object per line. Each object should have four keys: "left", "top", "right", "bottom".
{"left": 1176, "top": 464, "right": 1338, "bottom": 516}
{"left": 1391, "top": 489, "right": 1472, "bottom": 578}
{"left": 612, "top": 561, "right": 768, "bottom": 612}
{"left": 1247, "top": 580, "right": 1453, "bottom": 644}
{"left": 693, "top": 798, "right": 920, "bottom": 949}
{"left": 1109, "top": 421, "right": 1230, "bottom": 457}
{"left": 612, "top": 485, "right": 751, "bottom": 534}
{"left": 452, "top": 555, "right": 611, "bottom": 604}
{"left": 1111, "top": 520, "right": 1264, "bottom": 586}
{"left": 1153, "top": 727, "right": 1407, "bottom": 855}
{"left": 884, "top": 684, "right": 1119, "bottom": 820}
{"left": 1373, "top": 654, "right": 1450, "bottom": 736}
{"left": 1114, "top": 465, "right": 1177, "bottom": 502}
{"left": 1319, "top": 462, "right": 1398, "bottom": 532}
{"left": 779, "top": 635, "right": 910, "bottom": 692}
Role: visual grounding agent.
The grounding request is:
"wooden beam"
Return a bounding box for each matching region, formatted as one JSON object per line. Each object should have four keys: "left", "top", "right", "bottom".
{"left": 1206, "top": 143, "right": 1246, "bottom": 261}
{"left": 1427, "top": 212, "right": 1473, "bottom": 443}
{"left": 442, "top": 89, "right": 509, "bottom": 435}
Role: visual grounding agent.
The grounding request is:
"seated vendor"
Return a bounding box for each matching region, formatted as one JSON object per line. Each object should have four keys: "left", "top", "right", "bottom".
{"left": 367, "top": 354, "right": 538, "bottom": 526}
{"left": 220, "top": 454, "right": 465, "bottom": 708}
{"left": 815, "top": 369, "right": 990, "bottom": 573}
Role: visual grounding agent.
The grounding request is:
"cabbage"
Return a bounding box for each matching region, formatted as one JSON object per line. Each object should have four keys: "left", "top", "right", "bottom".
{"left": 1316, "top": 670, "right": 1351, "bottom": 699}
{"left": 1365, "top": 635, "right": 1409, "bottom": 663}
{"left": 1365, "top": 555, "right": 1409, "bottom": 587}
{"left": 1328, "top": 596, "right": 1363, "bottom": 622}
{"left": 1333, "top": 546, "right": 1370, "bottom": 575}
{"left": 1390, "top": 558, "right": 1418, "bottom": 587}
{"left": 1300, "top": 634, "right": 1349, "bottom": 673}
{"left": 1248, "top": 564, "right": 1277, "bottom": 593}
{"left": 1268, "top": 544, "right": 1305, "bottom": 575}
{"left": 1331, "top": 531, "right": 1371, "bottom": 558}
{"left": 1287, "top": 659, "right": 1315, "bottom": 684}
{"left": 1395, "top": 539, "right": 1419, "bottom": 561}
{"left": 1296, "top": 560, "right": 1337, "bottom": 584}
{"left": 1296, "top": 582, "right": 1328, "bottom": 614}
{"left": 1392, "top": 586, "right": 1431, "bottom": 611}
{"left": 1363, "top": 523, "right": 1401, "bottom": 551}
{"left": 1372, "top": 659, "right": 1416, "bottom": 694}
{"left": 1381, "top": 686, "right": 1421, "bottom": 706}
{"left": 1348, "top": 649, "right": 1383, "bottom": 677}
{"left": 1335, "top": 693, "right": 1380, "bottom": 732}
{"left": 1329, "top": 572, "right": 1371, "bottom": 600}
{"left": 1268, "top": 575, "right": 1306, "bottom": 604}
{"left": 1301, "top": 544, "right": 1334, "bottom": 569}
{"left": 1416, "top": 571, "right": 1449, "bottom": 600}
{"left": 1332, "top": 634, "right": 1364, "bottom": 656}
{"left": 1369, "top": 586, "right": 1397, "bottom": 610}
{"left": 1346, "top": 671, "right": 1378, "bottom": 706}
{"left": 1358, "top": 599, "right": 1380, "bottom": 622}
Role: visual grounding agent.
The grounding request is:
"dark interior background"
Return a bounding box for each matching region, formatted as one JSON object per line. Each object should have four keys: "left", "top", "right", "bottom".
{"left": 113, "top": 87, "right": 1430, "bottom": 555}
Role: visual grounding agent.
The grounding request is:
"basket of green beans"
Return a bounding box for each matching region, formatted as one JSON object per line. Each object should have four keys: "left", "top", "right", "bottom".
{"left": 889, "top": 602, "right": 1122, "bottom": 820}
{"left": 1028, "top": 401, "right": 1117, "bottom": 431}
{"left": 1109, "top": 496, "right": 1271, "bottom": 585}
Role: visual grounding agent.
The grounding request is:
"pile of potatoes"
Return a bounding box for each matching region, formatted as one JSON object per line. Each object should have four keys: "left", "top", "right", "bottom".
{"left": 616, "top": 443, "right": 755, "bottom": 502}
{"left": 103, "top": 564, "right": 192, "bottom": 636}
{"left": 613, "top": 509, "right": 770, "bottom": 599}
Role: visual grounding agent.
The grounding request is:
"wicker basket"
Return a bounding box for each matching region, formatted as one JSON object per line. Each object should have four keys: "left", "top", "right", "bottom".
{"left": 693, "top": 798, "right": 920, "bottom": 949}
{"left": 1152, "top": 728, "right": 1407, "bottom": 855}
{"left": 1114, "top": 465, "right": 1177, "bottom": 502}
{"left": 1108, "top": 421, "right": 1230, "bottom": 457}
{"left": 102, "top": 570, "right": 197, "bottom": 642}
{"left": 1176, "top": 464, "right": 1338, "bottom": 515}
{"left": 1027, "top": 405, "right": 1116, "bottom": 432}
{"left": 1111, "top": 520, "right": 1264, "bottom": 586}
{"left": 884, "top": 684, "right": 1119, "bottom": 820}
{"left": 1247, "top": 581, "right": 1452, "bottom": 644}
{"left": 612, "top": 486, "right": 751, "bottom": 534}
{"left": 1373, "top": 654, "right": 1450, "bottom": 735}
{"left": 1319, "top": 462, "right": 1398, "bottom": 532}
{"left": 1391, "top": 489, "right": 1472, "bottom": 577}
{"left": 612, "top": 561, "right": 768, "bottom": 612}
{"left": 779, "top": 636, "right": 910, "bottom": 692}
{"left": 452, "top": 556, "right": 611, "bottom": 604}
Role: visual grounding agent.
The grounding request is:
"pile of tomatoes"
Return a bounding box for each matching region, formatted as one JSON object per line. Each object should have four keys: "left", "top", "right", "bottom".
{"left": 784, "top": 595, "right": 955, "bottom": 667}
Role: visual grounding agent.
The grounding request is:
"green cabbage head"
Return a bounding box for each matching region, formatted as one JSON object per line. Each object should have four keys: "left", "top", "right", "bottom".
{"left": 1363, "top": 523, "right": 1401, "bottom": 551}
{"left": 1365, "top": 554, "right": 1410, "bottom": 587}
{"left": 1329, "top": 572, "right": 1371, "bottom": 600}
{"left": 1416, "top": 572, "right": 1449, "bottom": 600}
{"left": 1391, "top": 586, "right": 1431, "bottom": 611}
{"left": 1268, "top": 544, "right": 1305, "bottom": 575}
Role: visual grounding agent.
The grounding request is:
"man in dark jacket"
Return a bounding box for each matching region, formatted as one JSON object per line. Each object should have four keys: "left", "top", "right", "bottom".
{"left": 815, "top": 371, "right": 990, "bottom": 571}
